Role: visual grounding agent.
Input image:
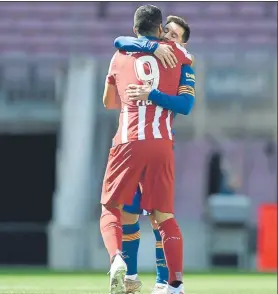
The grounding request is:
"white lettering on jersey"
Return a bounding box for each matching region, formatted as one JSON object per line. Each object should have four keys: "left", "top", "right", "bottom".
{"left": 136, "top": 100, "right": 153, "bottom": 106}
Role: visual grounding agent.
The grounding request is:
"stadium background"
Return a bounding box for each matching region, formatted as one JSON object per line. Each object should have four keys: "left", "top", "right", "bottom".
{"left": 0, "top": 1, "right": 277, "bottom": 292}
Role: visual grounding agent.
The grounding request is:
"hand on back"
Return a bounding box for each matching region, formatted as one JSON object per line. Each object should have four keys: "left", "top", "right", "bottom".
{"left": 154, "top": 44, "right": 178, "bottom": 69}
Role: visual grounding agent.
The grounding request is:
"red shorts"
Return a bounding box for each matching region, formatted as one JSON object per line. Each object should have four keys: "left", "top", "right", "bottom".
{"left": 101, "top": 139, "right": 175, "bottom": 213}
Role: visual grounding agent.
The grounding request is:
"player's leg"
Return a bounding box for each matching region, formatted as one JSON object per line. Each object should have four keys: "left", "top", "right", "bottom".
{"left": 100, "top": 143, "right": 144, "bottom": 293}
{"left": 121, "top": 186, "right": 143, "bottom": 293}
{"left": 140, "top": 140, "right": 184, "bottom": 293}
{"left": 100, "top": 204, "right": 124, "bottom": 262}
{"left": 100, "top": 204, "right": 127, "bottom": 294}
{"left": 153, "top": 210, "right": 184, "bottom": 293}
{"left": 122, "top": 211, "right": 140, "bottom": 279}
{"left": 121, "top": 210, "right": 142, "bottom": 293}
{"left": 149, "top": 215, "right": 169, "bottom": 289}
{"left": 122, "top": 186, "right": 142, "bottom": 279}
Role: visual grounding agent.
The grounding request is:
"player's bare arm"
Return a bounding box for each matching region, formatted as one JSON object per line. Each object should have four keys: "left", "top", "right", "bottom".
{"left": 103, "top": 52, "right": 121, "bottom": 110}
{"left": 102, "top": 82, "right": 121, "bottom": 109}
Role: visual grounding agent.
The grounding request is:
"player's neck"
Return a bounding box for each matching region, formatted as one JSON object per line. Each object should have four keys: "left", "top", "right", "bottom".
{"left": 137, "top": 34, "right": 160, "bottom": 40}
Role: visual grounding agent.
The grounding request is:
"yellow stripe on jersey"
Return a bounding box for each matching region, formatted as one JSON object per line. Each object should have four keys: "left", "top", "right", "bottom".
{"left": 179, "top": 89, "right": 195, "bottom": 95}
{"left": 156, "top": 241, "right": 163, "bottom": 249}
{"left": 122, "top": 231, "right": 140, "bottom": 242}
{"left": 179, "top": 89, "right": 195, "bottom": 96}
{"left": 178, "top": 85, "right": 195, "bottom": 97}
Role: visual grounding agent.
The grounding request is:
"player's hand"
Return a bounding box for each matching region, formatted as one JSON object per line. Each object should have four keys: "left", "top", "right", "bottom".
{"left": 126, "top": 84, "right": 152, "bottom": 101}
{"left": 154, "top": 44, "right": 178, "bottom": 69}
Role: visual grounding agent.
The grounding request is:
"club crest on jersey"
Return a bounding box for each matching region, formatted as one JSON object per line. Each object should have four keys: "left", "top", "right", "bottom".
{"left": 136, "top": 100, "right": 153, "bottom": 106}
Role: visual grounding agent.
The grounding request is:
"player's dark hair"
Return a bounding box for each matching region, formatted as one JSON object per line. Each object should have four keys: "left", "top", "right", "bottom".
{"left": 134, "top": 5, "right": 162, "bottom": 36}
{"left": 166, "top": 15, "right": 190, "bottom": 43}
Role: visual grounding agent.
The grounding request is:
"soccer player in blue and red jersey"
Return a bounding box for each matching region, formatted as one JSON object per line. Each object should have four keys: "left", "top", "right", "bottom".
{"left": 100, "top": 5, "right": 194, "bottom": 294}
{"left": 113, "top": 15, "right": 195, "bottom": 293}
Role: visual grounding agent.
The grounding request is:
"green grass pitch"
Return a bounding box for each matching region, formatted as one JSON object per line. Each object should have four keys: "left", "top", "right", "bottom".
{"left": 0, "top": 270, "right": 276, "bottom": 294}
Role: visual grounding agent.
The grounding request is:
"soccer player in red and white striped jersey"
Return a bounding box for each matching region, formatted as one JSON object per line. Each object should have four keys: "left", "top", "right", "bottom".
{"left": 100, "top": 5, "right": 192, "bottom": 294}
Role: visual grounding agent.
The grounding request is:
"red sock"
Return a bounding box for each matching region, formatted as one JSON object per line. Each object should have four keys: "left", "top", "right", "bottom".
{"left": 100, "top": 207, "right": 122, "bottom": 262}
{"left": 158, "top": 218, "right": 183, "bottom": 284}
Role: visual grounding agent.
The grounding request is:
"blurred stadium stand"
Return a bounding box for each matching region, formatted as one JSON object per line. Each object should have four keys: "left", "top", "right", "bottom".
{"left": 0, "top": 2, "right": 276, "bottom": 55}
{"left": 0, "top": 2, "right": 276, "bottom": 135}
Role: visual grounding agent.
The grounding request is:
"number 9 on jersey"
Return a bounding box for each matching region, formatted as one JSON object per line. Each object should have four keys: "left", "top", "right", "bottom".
{"left": 135, "top": 56, "right": 160, "bottom": 90}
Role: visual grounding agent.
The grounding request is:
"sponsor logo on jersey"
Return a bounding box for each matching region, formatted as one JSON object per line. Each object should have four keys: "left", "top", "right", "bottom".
{"left": 186, "top": 72, "right": 195, "bottom": 80}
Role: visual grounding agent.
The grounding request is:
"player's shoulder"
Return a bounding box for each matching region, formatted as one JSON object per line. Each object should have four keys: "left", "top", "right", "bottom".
{"left": 112, "top": 50, "right": 140, "bottom": 64}
{"left": 160, "top": 41, "right": 192, "bottom": 61}
{"left": 116, "top": 50, "right": 129, "bottom": 57}
{"left": 110, "top": 50, "right": 121, "bottom": 61}
{"left": 115, "top": 50, "right": 135, "bottom": 57}
{"left": 181, "top": 64, "right": 195, "bottom": 75}
{"left": 174, "top": 43, "right": 192, "bottom": 60}
{"left": 181, "top": 64, "right": 196, "bottom": 84}
{"left": 118, "top": 50, "right": 147, "bottom": 59}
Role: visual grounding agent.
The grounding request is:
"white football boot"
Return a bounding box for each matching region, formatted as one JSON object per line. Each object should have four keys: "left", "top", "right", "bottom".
{"left": 166, "top": 283, "right": 185, "bottom": 294}
{"left": 109, "top": 254, "right": 127, "bottom": 294}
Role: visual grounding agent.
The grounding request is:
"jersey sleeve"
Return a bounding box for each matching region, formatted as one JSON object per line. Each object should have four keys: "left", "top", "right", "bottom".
{"left": 114, "top": 36, "right": 158, "bottom": 53}
{"left": 106, "top": 52, "right": 118, "bottom": 85}
{"left": 172, "top": 42, "right": 193, "bottom": 65}
{"left": 178, "top": 65, "right": 196, "bottom": 96}
{"left": 148, "top": 65, "right": 195, "bottom": 115}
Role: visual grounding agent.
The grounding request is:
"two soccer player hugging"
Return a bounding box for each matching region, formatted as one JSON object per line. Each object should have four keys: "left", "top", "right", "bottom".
{"left": 100, "top": 5, "right": 196, "bottom": 294}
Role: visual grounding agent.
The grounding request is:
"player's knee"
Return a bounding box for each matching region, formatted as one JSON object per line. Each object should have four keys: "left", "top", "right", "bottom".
{"left": 153, "top": 210, "right": 174, "bottom": 225}
{"left": 149, "top": 214, "right": 158, "bottom": 230}
{"left": 121, "top": 211, "right": 139, "bottom": 225}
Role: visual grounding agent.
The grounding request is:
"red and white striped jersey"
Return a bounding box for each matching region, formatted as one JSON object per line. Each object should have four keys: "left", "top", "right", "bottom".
{"left": 106, "top": 40, "right": 192, "bottom": 146}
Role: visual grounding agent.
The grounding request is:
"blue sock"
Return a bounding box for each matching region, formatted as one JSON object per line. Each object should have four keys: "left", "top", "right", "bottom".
{"left": 122, "top": 222, "right": 140, "bottom": 275}
{"left": 153, "top": 229, "right": 168, "bottom": 284}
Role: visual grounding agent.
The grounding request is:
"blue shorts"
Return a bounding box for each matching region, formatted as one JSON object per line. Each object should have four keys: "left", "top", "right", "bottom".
{"left": 122, "top": 186, "right": 143, "bottom": 214}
